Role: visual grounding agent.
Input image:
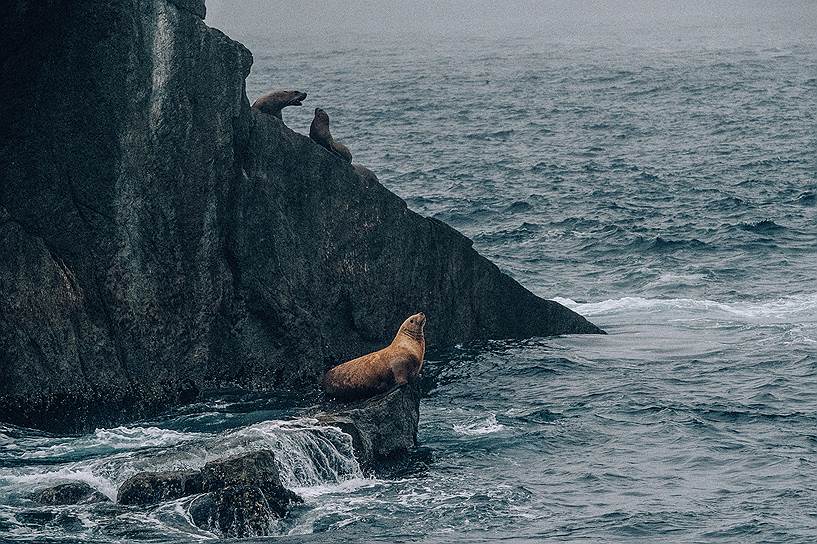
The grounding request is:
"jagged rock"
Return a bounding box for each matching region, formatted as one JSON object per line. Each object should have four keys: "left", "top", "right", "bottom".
{"left": 35, "top": 482, "right": 108, "bottom": 505}
{"left": 117, "top": 470, "right": 203, "bottom": 505}
{"left": 0, "top": 0, "right": 602, "bottom": 433}
{"left": 191, "top": 451, "right": 301, "bottom": 537}
{"left": 318, "top": 383, "right": 421, "bottom": 468}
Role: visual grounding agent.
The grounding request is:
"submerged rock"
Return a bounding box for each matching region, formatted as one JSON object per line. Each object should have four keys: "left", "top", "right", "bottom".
{"left": 318, "top": 383, "right": 421, "bottom": 468}
{"left": 35, "top": 482, "right": 108, "bottom": 505}
{"left": 117, "top": 470, "right": 203, "bottom": 505}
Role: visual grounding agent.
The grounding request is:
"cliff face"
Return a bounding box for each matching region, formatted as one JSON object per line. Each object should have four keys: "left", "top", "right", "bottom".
{"left": 0, "top": 0, "right": 601, "bottom": 432}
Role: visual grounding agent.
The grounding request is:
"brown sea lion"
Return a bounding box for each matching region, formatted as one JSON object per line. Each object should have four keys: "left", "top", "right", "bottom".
{"left": 323, "top": 313, "right": 426, "bottom": 401}
{"left": 309, "top": 107, "right": 353, "bottom": 163}
{"left": 251, "top": 90, "right": 307, "bottom": 119}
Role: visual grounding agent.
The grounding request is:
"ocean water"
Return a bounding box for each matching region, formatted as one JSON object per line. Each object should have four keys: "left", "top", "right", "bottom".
{"left": 3, "top": 8, "right": 817, "bottom": 543}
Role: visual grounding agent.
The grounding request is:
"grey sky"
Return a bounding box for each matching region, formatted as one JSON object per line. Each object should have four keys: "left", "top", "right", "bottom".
{"left": 205, "top": 1, "right": 813, "bottom": 40}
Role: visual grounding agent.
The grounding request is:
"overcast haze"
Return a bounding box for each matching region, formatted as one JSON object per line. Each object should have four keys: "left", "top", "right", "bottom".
{"left": 206, "top": 0, "right": 814, "bottom": 42}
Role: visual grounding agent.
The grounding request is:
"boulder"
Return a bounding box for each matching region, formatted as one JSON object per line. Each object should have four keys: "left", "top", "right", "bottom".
{"left": 190, "top": 485, "right": 284, "bottom": 538}
{"left": 191, "top": 451, "right": 301, "bottom": 537}
{"left": 35, "top": 482, "right": 108, "bottom": 505}
{"left": 117, "top": 470, "right": 203, "bottom": 505}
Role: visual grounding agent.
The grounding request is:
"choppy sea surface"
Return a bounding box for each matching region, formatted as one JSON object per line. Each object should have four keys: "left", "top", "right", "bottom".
{"left": 3, "top": 11, "right": 817, "bottom": 543}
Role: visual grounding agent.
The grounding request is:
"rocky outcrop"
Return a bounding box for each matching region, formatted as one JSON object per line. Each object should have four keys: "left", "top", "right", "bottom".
{"left": 35, "top": 482, "right": 109, "bottom": 505}
{"left": 318, "top": 384, "right": 421, "bottom": 469}
{"left": 0, "top": 0, "right": 602, "bottom": 433}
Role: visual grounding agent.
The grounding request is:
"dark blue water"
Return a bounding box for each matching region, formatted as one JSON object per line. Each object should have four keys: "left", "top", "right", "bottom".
{"left": 3, "top": 9, "right": 817, "bottom": 543}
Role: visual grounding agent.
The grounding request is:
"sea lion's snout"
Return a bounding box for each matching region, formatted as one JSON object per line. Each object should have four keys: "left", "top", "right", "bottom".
{"left": 291, "top": 91, "right": 307, "bottom": 106}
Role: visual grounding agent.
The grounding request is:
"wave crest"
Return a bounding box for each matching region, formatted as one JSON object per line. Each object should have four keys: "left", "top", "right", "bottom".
{"left": 554, "top": 293, "right": 817, "bottom": 323}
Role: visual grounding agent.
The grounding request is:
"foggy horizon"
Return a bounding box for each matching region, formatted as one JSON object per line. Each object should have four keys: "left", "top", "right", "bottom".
{"left": 206, "top": 0, "right": 814, "bottom": 43}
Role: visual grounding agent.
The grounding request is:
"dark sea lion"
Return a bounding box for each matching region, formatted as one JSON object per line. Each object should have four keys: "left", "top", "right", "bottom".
{"left": 352, "top": 164, "right": 379, "bottom": 186}
{"left": 251, "top": 90, "right": 307, "bottom": 119}
{"left": 323, "top": 313, "right": 426, "bottom": 401}
{"left": 309, "top": 107, "right": 353, "bottom": 163}
{"left": 332, "top": 141, "right": 353, "bottom": 163}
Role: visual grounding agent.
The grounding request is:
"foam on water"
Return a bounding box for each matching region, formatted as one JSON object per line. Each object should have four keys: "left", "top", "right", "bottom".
{"left": 553, "top": 293, "right": 817, "bottom": 323}
{"left": 452, "top": 414, "right": 507, "bottom": 436}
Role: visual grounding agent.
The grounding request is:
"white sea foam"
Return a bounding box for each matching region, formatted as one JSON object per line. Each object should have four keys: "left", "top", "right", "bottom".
{"left": 19, "top": 426, "right": 203, "bottom": 461}
{"left": 1, "top": 466, "right": 120, "bottom": 501}
{"left": 207, "top": 418, "right": 364, "bottom": 488}
{"left": 453, "top": 414, "right": 507, "bottom": 436}
{"left": 553, "top": 293, "right": 817, "bottom": 323}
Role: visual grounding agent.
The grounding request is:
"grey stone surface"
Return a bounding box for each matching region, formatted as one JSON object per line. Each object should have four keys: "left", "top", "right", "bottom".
{"left": 0, "top": 0, "right": 602, "bottom": 433}
{"left": 318, "top": 383, "right": 421, "bottom": 468}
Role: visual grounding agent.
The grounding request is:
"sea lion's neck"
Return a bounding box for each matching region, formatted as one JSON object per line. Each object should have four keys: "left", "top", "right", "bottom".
{"left": 393, "top": 328, "right": 425, "bottom": 358}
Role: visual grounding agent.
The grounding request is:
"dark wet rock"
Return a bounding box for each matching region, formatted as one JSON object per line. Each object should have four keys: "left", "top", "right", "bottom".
{"left": 191, "top": 451, "right": 301, "bottom": 538}
{"left": 117, "top": 470, "right": 203, "bottom": 505}
{"left": 190, "top": 485, "right": 277, "bottom": 538}
{"left": 202, "top": 450, "right": 288, "bottom": 496}
{"left": 0, "top": 0, "right": 602, "bottom": 433}
{"left": 318, "top": 383, "right": 421, "bottom": 468}
{"left": 35, "top": 482, "right": 109, "bottom": 505}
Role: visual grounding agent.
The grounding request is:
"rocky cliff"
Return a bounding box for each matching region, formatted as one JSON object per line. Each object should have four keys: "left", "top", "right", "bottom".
{"left": 0, "top": 0, "right": 602, "bottom": 433}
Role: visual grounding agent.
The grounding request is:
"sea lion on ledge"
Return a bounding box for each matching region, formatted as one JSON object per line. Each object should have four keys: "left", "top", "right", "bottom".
{"left": 310, "top": 107, "right": 353, "bottom": 162}
{"left": 323, "top": 313, "right": 426, "bottom": 401}
{"left": 251, "top": 90, "right": 307, "bottom": 120}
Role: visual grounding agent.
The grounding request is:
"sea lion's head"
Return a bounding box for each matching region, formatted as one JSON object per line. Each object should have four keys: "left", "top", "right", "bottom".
{"left": 399, "top": 312, "right": 426, "bottom": 341}
{"left": 281, "top": 90, "right": 307, "bottom": 107}
{"left": 313, "top": 107, "right": 329, "bottom": 124}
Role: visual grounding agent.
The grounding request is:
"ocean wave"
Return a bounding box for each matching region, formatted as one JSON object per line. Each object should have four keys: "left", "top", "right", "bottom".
{"left": 18, "top": 426, "right": 203, "bottom": 460}
{"left": 465, "top": 129, "right": 515, "bottom": 141}
{"left": 642, "top": 236, "right": 710, "bottom": 252}
{"left": 795, "top": 191, "right": 816, "bottom": 206}
{"left": 504, "top": 200, "right": 533, "bottom": 213}
{"left": 553, "top": 293, "right": 817, "bottom": 323}
{"left": 739, "top": 219, "right": 787, "bottom": 234}
{"left": 453, "top": 414, "right": 507, "bottom": 436}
